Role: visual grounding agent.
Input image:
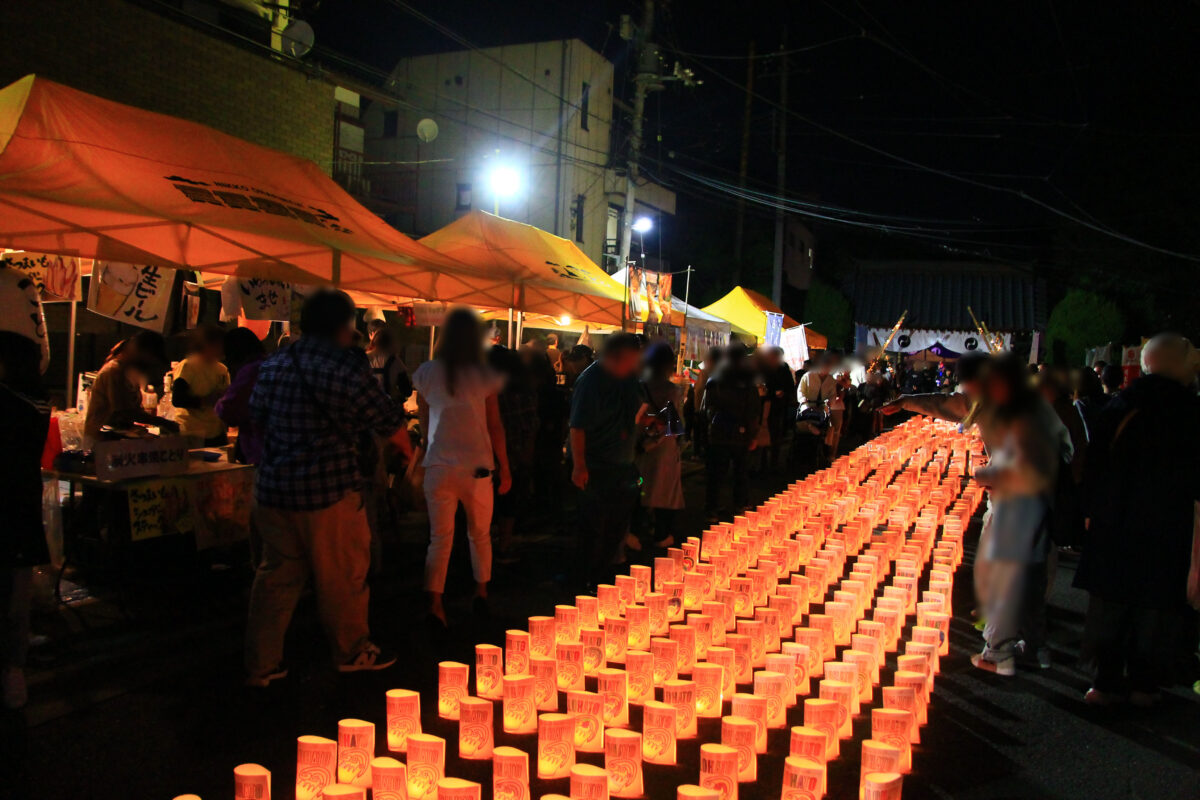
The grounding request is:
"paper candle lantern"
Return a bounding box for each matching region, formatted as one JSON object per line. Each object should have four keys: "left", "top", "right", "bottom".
{"left": 556, "top": 642, "right": 585, "bottom": 692}
{"left": 693, "top": 662, "right": 725, "bottom": 718}
{"left": 870, "top": 708, "right": 912, "bottom": 773}
{"left": 662, "top": 679, "right": 698, "bottom": 739}
{"left": 752, "top": 671, "right": 789, "bottom": 729}
{"left": 787, "top": 726, "right": 827, "bottom": 794}
{"left": 653, "top": 556, "right": 676, "bottom": 591}
{"left": 625, "top": 650, "right": 654, "bottom": 705}
{"left": 582, "top": 629, "right": 607, "bottom": 677}
{"left": 687, "top": 613, "right": 714, "bottom": 659}
{"left": 596, "top": 668, "right": 630, "bottom": 727}
{"left": 824, "top": 663, "right": 861, "bottom": 716}
{"left": 234, "top": 764, "right": 270, "bottom": 800}
{"left": 370, "top": 758, "right": 406, "bottom": 800}
{"left": 781, "top": 643, "right": 811, "bottom": 697}
{"left": 663, "top": 581, "right": 685, "bottom": 622}
{"left": 650, "top": 637, "right": 679, "bottom": 686}
{"left": 781, "top": 756, "right": 825, "bottom": 800}
{"left": 385, "top": 689, "right": 421, "bottom": 753}
{"left": 295, "top": 736, "right": 337, "bottom": 800}
{"left": 566, "top": 689, "right": 605, "bottom": 753}
{"left": 791, "top": 629, "right": 825, "bottom": 679}
{"left": 728, "top": 578, "right": 753, "bottom": 619}
{"left": 925, "top": 611, "right": 951, "bottom": 657}
{"left": 670, "top": 625, "right": 698, "bottom": 674}
{"left": 323, "top": 786, "right": 366, "bottom": 799}
{"left": 850, "top": 635, "right": 883, "bottom": 685}
{"left": 764, "top": 654, "right": 796, "bottom": 707}
{"left": 476, "top": 644, "right": 504, "bottom": 700}
{"left": 824, "top": 601, "right": 854, "bottom": 647}
{"left": 604, "top": 728, "right": 643, "bottom": 799}
{"left": 644, "top": 592, "right": 669, "bottom": 636}
{"left": 405, "top": 734, "right": 446, "bottom": 800}
{"left": 893, "top": 671, "right": 928, "bottom": 724}
{"left": 729, "top": 693, "right": 768, "bottom": 754}
{"left": 861, "top": 740, "right": 903, "bottom": 792}
{"left": 882, "top": 686, "right": 921, "bottom": 743}
{"left": 438, "top": 662, "right": 470, "bottom": 720}
{"left": 724, "top": 634, "right": 752, "bottom": 685}
{"left": 569, "top": 764, "right": 610, "bottom": 800}
{"left": 777, "top": 584, "right": 807, "bottom": 625}
{"left": 802, "top": 698, "right": 840, "bottom": 760}
{"left": 530, "top": 655, "right": 559, "bottom": 712}
{"left": 699, "top": 744, "right": 739, "bottom": 800}
{"left": 906, "top": 638, "right": 939, "bottom": 684}
{"left": 842, "top": 649, "right": 875, "bottom": 705}
{"left": 604, "top": 617, "right": 629, "bottom": 664}
{"left": 706, "top": 646, "right": 736, "bottom": 697}
{"left": 630, "top": 564, "right": 651, "bottom": 601}
{"left": 336, "top": 719, "right": 374, "bottom": 788}
{"left": 597, "top": 585, "right": 620, "bottom": 623}
{"left": 752, "top": 608, "right": 781, "bottom": 654}
{"left": 625, "top": 605, "right": 650, "bottom": 651}
{"left": 683, "top": 571, "right": 706, "bottom": 611}
{"left": 641, "top": 701, "right": 678, "bottom": 765}
{"left": 436, "top": 778, "right": 480, "bottom": 800}
{"left": 507, "top": 630, "right": 532, "bottom": 675}
{"left": 530, "top": 616, "right": 557, "bottom": 658}
{"left": 721, "top": 715, "right": 757, "bottom": 782}
{"left": 556, "top": 606, "right": 580, "bottom": 645}
{"left": 172, "top": 795, "right": 201, "bottom": 799}
{"left": 538, "top": 713, "right": 576, "bottom": 780}
{"left": 457, "top": 697, "right": 494, "bottom": 760}
{"left": 862, "top": 772, "right": 904, "bottom": 800}
{"left": 735, "top": 620, "right": 766, "bottom": 669}
{"left": 576, "top": 596, "right": 600, "bottom": 631}
{"left": 818, "top": 679, "right": 855, "bottom": 741}
{"left": 805, "top": 615, "right": 836, "bottom": 662}
{"left": 503, "top": 674, "right": 537, "bottom": 734}
{"left": 615, "top": 574, "right": 637, "bottom": 611}
{"left": 896, "top": 655, "right": 930, "bottom": 696}
{"left": 767, "top": 595, "right": 796, "bottom": 640}
{"left": 677, "top": 786, "right": 719, "bottom": 800}
{"left": 492, "top": 747, "right": 530, "bottom": 800}
{"left": 704, "top": 597, "right": 733, "bottom": 635}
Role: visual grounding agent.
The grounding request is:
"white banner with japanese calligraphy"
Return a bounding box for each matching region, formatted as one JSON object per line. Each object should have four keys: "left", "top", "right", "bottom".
{"left": 0, "top": 251, "right": 87, "bottom": 302}
{"left": 86, "top": 262, "right": 174, "bottom": 331}
{"left": 237, "top": 277, "right": 292, "bottom": 321}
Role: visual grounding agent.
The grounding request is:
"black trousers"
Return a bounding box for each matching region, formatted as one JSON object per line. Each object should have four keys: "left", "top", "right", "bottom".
{"left": 575, "top": 463, "right": 640, "bottom": 588}
{"left": 1083, "top": 594, "right": 1171, "bottom": 693}
{"left": 706, "top": 443, "right": 749, "bottom": 514}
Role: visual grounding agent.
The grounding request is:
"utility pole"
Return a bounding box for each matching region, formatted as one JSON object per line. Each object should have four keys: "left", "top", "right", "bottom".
{"left": 732, "top": 40, "right": 755, "bottom": 287}
{"left": 771, "top": 33, "right": 788, "bottom": 307}
{"left": 618, "top": 0, "right": 657, "bottom": 274}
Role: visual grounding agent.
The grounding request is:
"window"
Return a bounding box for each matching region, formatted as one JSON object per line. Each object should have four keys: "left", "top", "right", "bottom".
{"left": 575, "top": 194, "right": 586, "bottom": 242}
{"left": 580, "top": 83, "right": 590, "bottom": 131}
{"left": 456, "top": 183, "right": 472, "bottom": 211}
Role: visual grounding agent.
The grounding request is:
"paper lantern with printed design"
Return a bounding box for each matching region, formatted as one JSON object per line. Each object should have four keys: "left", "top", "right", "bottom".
{"left": 615, "top": 575, "right": 637, "bottom": 611}
{"left": 805, "top": 615, "right": 836, "bottom": 662}
{"left": 323, "top": 786, "right": 366, "bottom": 799}
{"left": 824, "top": 663, "right": 861, "bottom": 716}
{"left": 872, "top": 607, "right": 902, "bottom": 653}
{"left": 729, "top": 693, "right": 768, "bottom": 754}
{"left": 686, "top": 613, "right": 714, "bottom": 659}
{"left": 503, "top": 674, "right": 537, "bottom": 734}
{"left": 791, "top": 630, "right": 825, "bottom": 679}
{"left": 435, "top": 778, "right": 480, "bottom": 800}
{"left": 924, "top": 611, "right": 951, "bottom": 657}
{"left": 641, "top": 701, "right": 678, "bottom": 765}
{"left": 625, "top": 650, "right": 654, "bottom": 705}
{"left": 172, "top": 795, "right": 201, "bottom": 799}
{"left": 896, "top": 654, "right": 931, "bottom": 696}
{"left": 787, "top": 726, "right": 827, "bottom": 794}
{"left": 663, "top": 581, "right": 685, "bottom": 622}
{"left": 870, "top": 708, "right": 912, "bottom": 773}
{"left": 768, "top": 595, "right": 797, "bottom": 640}
{"left": 721, "top": 716, "right": 757, "bottom": 782}
{"left": 699, "top": 744, "right": 739, "bottom": 800}
{"left": 705, "top": 646, "right": 736, "bottom": 697}
{"left": 625, "top": 605, "right": 650, "bottom": 651}
{"left": 735, "top": 620, "right": 767, "bottom": 669}
{"left": 438, "top": 662, "right": 469, "bottom": 720}
{"left": 596, "top": 668, "right": 630, "bottom": 727}
{"left": 724, "top": 634, "right": 752, "bottom": 685}
{"left": 580, "top": 627, "right": 606, "bottom": 676}
{"left": 458, "top": 697, "right": 494, "bottom": 760}
{"left": 644, "top": 592, "right": 669, "bottom": 636}
{"left": 764, "top": 654, "right": 796, "bottom": 707}
{"left": 530, "top": 616, "right": 557, "bottom": 658}
{"left": 295, "top": 735, "right": 337, "bottom": 800}
{"left": 576, "top": 596, "right": 600, "bottom": 631}
{"left": 824, "top": 601, "right": 854, "bottom": 647}
{"left": 781, "top": 756, "right": 825, "bottom": 800}
{"left": 677, "top": 786, "right": 719, "bottom": 800}
{"left": 907, "top": 635, "right": 939, "bottom": 681}
{"left": 604, "top": 729, "right": 643, "bottom": 799}
{"left": 530, "top": 655, "right": 559, "bottom": 711}
{"left": 842, "top": 649, "right": 875, "bottom": 705}
{"left": 862, "top": 771, "right": 903, "bottom": 800}
{"left": 662, "top": 679, "right": 698, "bottom": 739}
{"left": 604, "top": 617, "right": 629, "bottom": 664}
{"left": 538, "top": 713, "right": 576, "bottom": 780}
{"left": 492, "top": 746, "right": 530, "bottom": 800}
{"left": 850, "top": 635, "right": 883, "bottom": 685}
{"left": 234, "top": 763, "right": 270, "bottom": 800}
{"left": 556, "top": 642, "right": 585, "bottom": 692}
{"left": 860, "top": 740, "right": 903, "bottom": 794}
{"left": 693, "top": 662, "right": 725, "bottom": 718}
{"left": 670, "top": 625, "right": 698, "bottom": 674}
{"left": 650, "top": 637, "right": 679, "bottom": 686}
{"left": 802, "top": 698, "right": 840, "bottom": 760}
{"left": 385, "top": 690, "right": 421, "bottom": 753}
{"left": 476, "top": 644, "right": 504, "bottom": 700}
{"left": 893, "top": 671, "right": 928, "bottom": 724}
{"left": 781, "top": 643, "right": 811, "bottom": 697}
{"left": 566, "top": 689, "right": 605, "bottom": 752}
{"left": 630, "top": 564, "right": 651, "bottom": 601}
{"left": 569, "top": 764, "right": 609, "bottom": 800}
{"left": 752, "top": 671, "right": 788, "bottom": 729}
{"left": 818, "top": 678, "right": 855, "bottom": 740}
{"left": 752, "top": 608, "right": 782, "bottom": 654}
{"left": 405, "top": 734, "right": 446, "bottom": 800}
{"left": 653, "top": 556, "right": 676, "bottom": 591}
{"left": 597, "top": 584, "right": 620, "bottom": 623}
{"left": 727, "top": 578, "right": 753, "bottom": 619}
{"left": 369, "top": 757, "right": 406, "bottom": 800}
{"left": 882, "top": 686, "right": 921, "bottom": 743}
{"left": 337, "top": 719, "right": 375, "bottom": 788}
{"left": 507, "top": 630, "right": 532, "bottom": 675}
{"left": 556, "top": 606, "right": 581, "bottom": 645}
{"left": 683, "top": 571, "right": 706, "bottom": 611}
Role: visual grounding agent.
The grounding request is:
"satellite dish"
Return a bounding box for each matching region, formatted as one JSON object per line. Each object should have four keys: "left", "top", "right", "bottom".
{"left": 281, "top": 20, "right": 315, "bottom": 58}
{"left": 416, "top": 118, "right": 440, "bottom": 143}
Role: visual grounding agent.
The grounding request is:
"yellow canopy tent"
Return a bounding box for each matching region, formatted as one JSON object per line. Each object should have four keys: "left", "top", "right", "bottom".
{"left": 419, "top": 210, "right": 627, "bottom": 327}
{"left": 701, "top": 286, "right": 822, "bottom": 345}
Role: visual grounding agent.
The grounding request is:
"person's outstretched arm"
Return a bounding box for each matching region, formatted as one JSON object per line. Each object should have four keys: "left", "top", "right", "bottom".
{"left": 880, "top": 392, "right": 971, "bottom": 423}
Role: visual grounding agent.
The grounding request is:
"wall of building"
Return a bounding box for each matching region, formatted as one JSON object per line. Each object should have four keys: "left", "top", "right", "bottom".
{"left": 0, "top": 0, "right": 336, "bottom": 171}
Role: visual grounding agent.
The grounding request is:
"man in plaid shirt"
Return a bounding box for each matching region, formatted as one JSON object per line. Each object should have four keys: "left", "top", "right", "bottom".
{"left": 244, "top": 289, "right": 407, "bottom": 685}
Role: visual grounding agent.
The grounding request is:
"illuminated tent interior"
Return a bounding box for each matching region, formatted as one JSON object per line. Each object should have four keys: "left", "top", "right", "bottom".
{"left": 701, "top": 285, "right": 828, "bottom": 349}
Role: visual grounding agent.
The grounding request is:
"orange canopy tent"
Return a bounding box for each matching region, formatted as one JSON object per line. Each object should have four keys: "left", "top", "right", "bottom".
{"left": 0, "top": 75, "right": 492, "bottom": 300}
{"left": 700, "top": 286, "right": 828, "bottom": 349}
{"left": 419, "top": 210, "right": 627, "bottom": 327}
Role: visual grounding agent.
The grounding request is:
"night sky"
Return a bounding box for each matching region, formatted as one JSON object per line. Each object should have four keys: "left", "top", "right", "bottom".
{"left": 306, "top": 0, "right": 1200, "bottom": 329}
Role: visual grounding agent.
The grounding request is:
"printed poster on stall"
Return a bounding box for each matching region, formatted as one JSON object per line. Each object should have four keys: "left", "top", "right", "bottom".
{"left": 87, "top": 261, "right": 175, "bottom": 331}
{"left": 0, "top": 251, "right": 87, "bottom": 302}
{"left": 127, "top": 478, "right": 200, "bottom": 542}
{"left": 626, "top": 267, "right": 673, "bottom": 324}
{"left": 238, "top": 277, "right": 292, "bottom": 321}
{"left": 180, "top": 281, "right": 201, "bottom": 329}
{"left": 764, "top": 312, "right": 784, "bottom": 347}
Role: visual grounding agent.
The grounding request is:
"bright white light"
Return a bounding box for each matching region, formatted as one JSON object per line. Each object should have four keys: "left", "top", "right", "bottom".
{"left": 632, "top": 216, "right": 653, "bottom": 233}
{"left": 558, "top": 315, "right": 571, "bottom": 326}
{"left": 487, "top": 166, "right": 521, "bottom": 199}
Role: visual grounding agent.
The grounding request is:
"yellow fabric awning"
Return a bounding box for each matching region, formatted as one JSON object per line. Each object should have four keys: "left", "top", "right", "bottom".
{"left": 700, "top": 286, "right": 827, "bottom": 348}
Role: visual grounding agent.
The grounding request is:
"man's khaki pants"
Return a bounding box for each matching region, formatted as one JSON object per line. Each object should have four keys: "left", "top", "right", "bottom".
{"left": 245, "top": 492, "right": 372, "bottom": 676}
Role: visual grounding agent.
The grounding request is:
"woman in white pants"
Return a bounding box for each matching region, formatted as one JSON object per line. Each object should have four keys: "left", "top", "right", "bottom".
{"left": 414, "top": 309, "right": 511, "bottom": 627}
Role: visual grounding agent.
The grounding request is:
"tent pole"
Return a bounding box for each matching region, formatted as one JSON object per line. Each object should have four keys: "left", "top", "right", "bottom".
{"left": 429, "top": 324, "right": 436, "bottom": 360}
{"left": 516, "top": 311, "right": 524, "bottom": 348}
{"left": 681, "top": 265, "right": 693, "bottom": 371}
{"left": 66, "top": 299, "right": 78, "bottom": 408}
{"left": 507, "top": 307, "right": 514, "bottom": 348}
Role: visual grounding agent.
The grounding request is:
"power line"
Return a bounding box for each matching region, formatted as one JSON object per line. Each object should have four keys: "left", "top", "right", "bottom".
{"left": 661, "top": 33, "right": 863, "bottom": 61}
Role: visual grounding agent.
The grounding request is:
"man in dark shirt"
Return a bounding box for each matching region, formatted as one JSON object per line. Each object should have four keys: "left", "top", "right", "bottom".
{"left": 568, "top": 333, "right": 643, "bottom": 588}
{"left": 703, "top": 343, "right": 762, "bottom": 519}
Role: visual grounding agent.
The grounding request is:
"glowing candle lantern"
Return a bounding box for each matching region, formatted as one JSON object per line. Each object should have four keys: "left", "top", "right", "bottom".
{"left": 368, "top": 760, "right": 406, "bottom": 800}
{"left": 172, "top": 795, "right": 201, "bottom": 799}
{"left": 724, "top": 634, "right": 752, "bottom": 685}
{"left": 893, "top": 671, "right": 928, "bottom": 724}
{"left": 729, "top": 693, "right": 768, "bottom": 754}
{"left": 458, "top": 697, "right": 494, "bottom": 760}
{"left": 882, "top": 686, "right": 921, "bottom": 744}
{"left": 538, "top": 713, "right": 576, "bottom": 780}
{"left": 896, "top": 654, "right": 930, "bottom": 696}
{"left": 682, "top": 571, "right": 705, "bottom": 611}
{"left": 693, "top": 662, "right": 725, "bottom": 718}
{"left": 862, "top": 771, "right": 904, "bottom": 800}
{"left": 843, "top": 650, "right": 876, "bottom": 704}
{"left": 802, "top": 698, "right": 840, "bottom": 759}
{"left": 604, "top": 617, "right": 629, "bottom": 664}
{"left": 625, "top": 649, "right": 654, "bottom": 705}
{"left": 791, "top": 629, "right": 825, "bottom": 679}
{"left": 650, "top": 637, "right": 679, "bottom": 686}
{"left": 752, "top": 608, "right": 781, "bottom": 654}
{"left": 556, "top": 642, "right": 585, "bottom": 692}
{"left": 664, "top": 581, "right": 685, "bottom": 622}
{"left": 745, "top": 568, "right": 768, "bottom": 607}
{"left": 295, "top": 735, "right": 337, "bottom": 800}
{"left": 503, "top": 674, "right": 537, "bottom": 734}
{"left": 529, "top": 616, "right": 557, "bottom": 658}
{"left": 569, "top": 764, "right": 609, "bottom": 800}
{"left": 699, "top": 744, "right": 739, "bottom": 800}
{"left": 806, "top": 614, "right": 836, "bottom": 662}
{"left": 597, "top": 585, "right": 621, "bottom": 623}
{"left": 706, "top": 646, "right": 736, "bottom": 697}
{"left": 677, "top": 786, "right": 719, "bottom": 800}
{"left": 850, "top": 635, "right": 883, "bottom": 685}
{"left": 781, "top": 756, "right": 825, "bottom": 800}
{"left": 337, "top": 719, "right": 375, "bottom": 788}
{"left": 909, "top": 629, "right": 941, "bottom": 675}
{"left": 405, "top": 734, "right": 446, "bottom": 800}
{"left": 385, "top": 689, "right": 421, "bottom": 753}
{"left": 787, "top": 726, "right": 828, "bottom": 794}
{"left": 234, "top": 763, "right": 270, "bottom": 800}
{"left": 870, "top": 708, "right": 913, "bottom": 773}
{"left": 492, "top": 746, "right": 530, "bottom": 800}
{"left": 767, "top": 595, "right": 797, "bottom": 640}
{"left": 615, "top": 575, "right": 637, "bottom": 611}
{"left": 644, "top": 592, "right": 669, "bottom": 636}
{"left": 576, "top": 596, "right": 600, "bottom": 631}
{"left": 861, "top": 740, "right": 903, "bottom": 793}
{"left": 438, "top": 662, "right": 470, "bottom": 720}
{"left": 894, "top": 575, "right": 919, "bottom": 614}
{"left": 925, "top": 611, "right": 951, "bottom": 657}
{"left": 825, "top": 600, "right": 854, "bottom": 648}
{"left": 507, "top": 630, "right": 532, "bottom": 675}
{"left": 630, "top": 564, "right": 651, "bottom": 601}
{"left": 714, "top": 591, "right": 738, "bottom": 632}
{"left": 641, "top": 701, "right": 678, "bottom": 765}
{"left": 531, "top": 655, "right": 559, "bottom": 712}
{"left": 696, "top": 564, "right": 716, "bottom": 601}
{"left": 556, "top": 605, "right": 581, "bottom": 645}
{"left": 475, "top": 644, "right": 504, "bottom": 700}
{"left": 728, "top": 578, "right": 753, "bottom": 619}
{"left": 784, "top": 577, "right": 810, "bottom": 619}
{"left": 323, "top": 786, "right": 366, "bottom": 799}
{"left": 653, "top": 556, "right": 676, "bottom": 591}
{"left": 721, "top": 715, "right": 758, "bottom": 782}
{"left": 663, "top": 679, "right": 698, "bottom": 739}
{"left": 872, "top": 607, "right": 902, "bottom": 653}
{"left": 764, "top": 654, "right": 796, "bottom": 708}
{"left": 604, "top": 728, "right": 643, "bottom": 799}
{"left": 686, "top": 613, "right": 714, "bottom": 659}
{"left": 824, "top": 663, "right": 861, "bottom": 716}
{"left": 752, "top": 671, "right": 788, "bottom": 729}
{"left": 818, "top": 679, "right": 855, "bottom": 742}
{"left": 596, "top": 668, "right": 630, "bottom": 727}
{"left": 578, "top": 628, "right": 605, "bottom": 677}
{"left": 566, "top": 689, "right": 605, "bottom": 753}
{"left": 625, "top": 605, "right": 650, "bottom": 651}
{"left": 670, "top": 625, "right": 698, "bottom": 674}
{"left": 437, "top": 778, "right": 481, "bottom": 800}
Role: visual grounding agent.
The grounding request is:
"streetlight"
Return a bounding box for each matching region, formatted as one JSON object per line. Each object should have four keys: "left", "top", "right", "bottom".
{"left": 632, "top": 216, "right": 653, "bottom": 264}
{"left": 487, "top": 165, "right": 521, "bottom": 215}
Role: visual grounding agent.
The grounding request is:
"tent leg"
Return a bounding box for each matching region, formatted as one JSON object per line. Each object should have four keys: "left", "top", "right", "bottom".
{"left": 66, "top": 299, "right": 78, "bottom": 408}
{"left": 507, "top": 308, "right": 514, "bottom": 348}
{"left": 515, "top": 312, "right": 524, "bottom": 348}
{"left": 429, "top": 325, "right": 436, "bottom": 360}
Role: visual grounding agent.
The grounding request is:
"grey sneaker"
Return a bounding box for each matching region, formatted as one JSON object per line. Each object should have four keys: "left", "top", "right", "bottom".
{"left": 338, "top": 643, "right": 396, "bottom": 673}
{"left": 971, "top": 649, "right": 1015, "bottom": 676}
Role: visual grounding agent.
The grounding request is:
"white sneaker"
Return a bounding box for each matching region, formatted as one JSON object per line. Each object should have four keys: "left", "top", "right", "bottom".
{"left": 2, "top": 667, "right": 28, "bottom": 709}
{"left": 971, "top": 651, "right": 1015, "bottom": 676}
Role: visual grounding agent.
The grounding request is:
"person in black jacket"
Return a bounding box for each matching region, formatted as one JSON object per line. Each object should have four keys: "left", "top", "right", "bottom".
{"left": 702, "top": 342, "right": 762, "bottom": 520}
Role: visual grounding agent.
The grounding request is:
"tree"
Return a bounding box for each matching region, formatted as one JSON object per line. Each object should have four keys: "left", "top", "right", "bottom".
{"left": 1045, "top": 289, "right": 1125, "bottom": 366}
{"left": 803, "top": 279, "right": 853, "bottom": 351}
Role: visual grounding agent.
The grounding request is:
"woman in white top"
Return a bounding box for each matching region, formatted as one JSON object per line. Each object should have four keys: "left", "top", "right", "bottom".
{"left": 413, "top": 309, "right": 511, "bottom": 626}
